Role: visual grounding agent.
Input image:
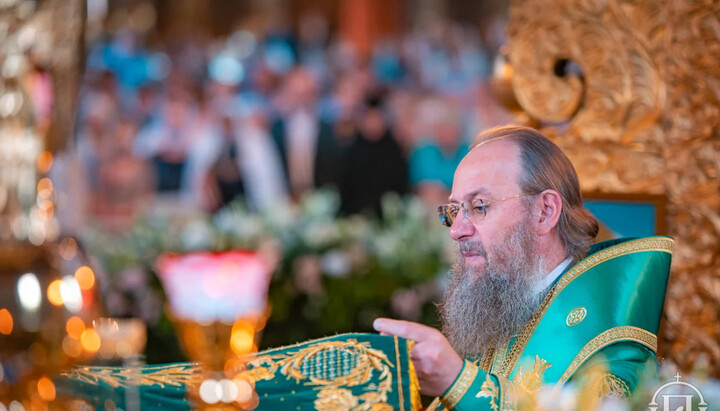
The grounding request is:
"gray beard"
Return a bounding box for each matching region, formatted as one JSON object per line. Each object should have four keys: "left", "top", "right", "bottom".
{"left": 439, "top": 219, "right": 550, "bottom": 357}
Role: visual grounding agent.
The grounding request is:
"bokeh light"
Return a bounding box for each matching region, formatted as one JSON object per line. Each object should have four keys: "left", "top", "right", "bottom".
{"left": 65, "top": 316, "right": 85, "bottom": 339}
{"left": 36, "top": 376, "right": 56, "bottom": 402}
{"left": 74, "top": 266, "right": 95, "bottom": 290}
{"left": 46, "top": 279, "right": 63, "bottom": 306}
{"left": 80, "top": 329, "right": 101, "bottom": 353}
{"left": 0, "top": 309, "right": 14, "bottom": 335}
{"left": 230, "top": 321, "right": 254, "bottom": 355}
{"left": 17, "top": 273, "right": 42, "bottom": 311}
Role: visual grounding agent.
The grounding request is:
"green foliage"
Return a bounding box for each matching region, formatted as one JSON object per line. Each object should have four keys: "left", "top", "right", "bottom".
{"left": 84, "top": 189, "right": 454, "bottom": 360}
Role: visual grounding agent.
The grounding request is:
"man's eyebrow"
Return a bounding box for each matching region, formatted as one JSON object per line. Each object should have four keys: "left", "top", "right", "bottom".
{"left": 448, "top": 188, "right": 491, "bottom": 204}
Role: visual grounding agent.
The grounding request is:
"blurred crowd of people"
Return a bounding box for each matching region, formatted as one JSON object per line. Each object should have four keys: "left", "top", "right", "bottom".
{"left": 68, "top": 14, "right": 514, "bottom": 229}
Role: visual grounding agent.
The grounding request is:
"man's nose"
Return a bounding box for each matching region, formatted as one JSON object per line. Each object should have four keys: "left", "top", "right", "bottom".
{"left": 449, "top": 211, "right": 474, "bottom": 241}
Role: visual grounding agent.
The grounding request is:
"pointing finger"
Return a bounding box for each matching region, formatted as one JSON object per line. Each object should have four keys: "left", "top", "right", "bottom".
{"left": 373, "top": 318, "right": 435, "bottom": 341}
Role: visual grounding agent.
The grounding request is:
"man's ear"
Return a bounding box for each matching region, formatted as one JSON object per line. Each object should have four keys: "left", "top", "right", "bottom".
{"left": 535, "top": 190, "right": 562, "bottom": 236}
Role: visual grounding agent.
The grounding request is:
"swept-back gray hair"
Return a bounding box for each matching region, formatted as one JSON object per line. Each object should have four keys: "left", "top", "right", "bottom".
{"left": 471, "top": 126, "right": 599, "bottom": 261}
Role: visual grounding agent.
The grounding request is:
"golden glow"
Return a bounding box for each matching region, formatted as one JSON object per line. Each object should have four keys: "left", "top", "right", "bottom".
{"left": 37, "top": 151, "right": 53, "bottom": 173}
{"left": 233, "top": 378, "right": 253, "bottom": 403}
{"left": 80, "top": 329, "right": 101, "bottom": 353}
{"left": 37, "top": 177, "right": 53, "bottom": 198}
{"left": 74, "top": 266, "right": 95, "bottom": 290}
{"left": 224, "top": 358, "right": 244, "bottom": 376}
{"left": 38, "top": 200, "right": 54, "bottom": 220}
{"left": 62, "top": 335, "right": 83, "bottom": 358}
{"left": 242, "top": 392, "right": 260, "bottom": 410}
{"left": 47, "top": 280, "right": 63, "bottom": 306}
{"left": 28, "top": 343, "right": 48, "bottom": 366}
{"left": 0, "top": 308, "right": 13, "bottom": 335}
{"left": 37, "top": 376, "right": 56, "bottom": 401}
{"left": 230, "top": 321, "right": 255, "bottom": 355}
{"left": 66, "top": 316, "right": 85, "bottom": 339}
{"left": 59, "top": 237, "right": 78, "bottom": 260}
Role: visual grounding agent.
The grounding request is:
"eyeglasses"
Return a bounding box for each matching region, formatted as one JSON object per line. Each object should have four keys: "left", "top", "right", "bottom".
{"left": 437, "top": 193, "right": 539, "bottom": 227}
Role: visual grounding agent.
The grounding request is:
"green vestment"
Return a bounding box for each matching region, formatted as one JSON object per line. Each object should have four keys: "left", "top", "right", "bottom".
{"left": 439, "top": 236, "right": 673, "bottom": 410}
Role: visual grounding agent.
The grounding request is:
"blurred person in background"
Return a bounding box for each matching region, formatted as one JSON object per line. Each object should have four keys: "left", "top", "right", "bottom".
{"left": 129, "top": 83, "right": 161, "bottom": 129}
{"left": 340, "top": 93, "right": 408, "bottom": 216}
{"left": 409, "top": 98, "right": 468, "bottom": 206}
{"left": 71, "top": 9, "right": 509, "bottom": 223}
{"left": 387, "top": 89, "right": 422, "bottom": 153}
{"left": 76, "top": 97, "right": 115, "bottom": 194}
{"left": 134, "top": 88, "right": 196, "bottom": 194}
{"left": 314, "top": 70, "right": 367, "bottom": 190}
{"left": 93, "top": 118, "right": 153, "bottom": 228}
{"left": 202, "top": 114, "right": 245, "bottom": 211}
{"left": 201, "top": 107, "right": 287, "bottom": 212}
{"left": 271, "top": 67, "right": 322, "bottom": 198}
{"left": 296, "top": 12, "right": 331, "bottom": 84}
{"left": 181, "top": 86, "right": 224, "bottom": 210}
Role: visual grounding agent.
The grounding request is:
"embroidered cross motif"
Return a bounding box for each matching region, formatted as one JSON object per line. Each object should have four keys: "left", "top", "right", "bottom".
{"left": 566, "top": 307, "right": 587, "bottom": 326}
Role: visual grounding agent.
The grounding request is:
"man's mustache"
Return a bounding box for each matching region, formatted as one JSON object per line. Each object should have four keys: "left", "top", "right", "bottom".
{"left": 457, "top": 240, "right": 488, "bottom": 259}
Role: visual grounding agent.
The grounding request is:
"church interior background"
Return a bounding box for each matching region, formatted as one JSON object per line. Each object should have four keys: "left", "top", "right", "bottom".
{"left": 0, "top": 0, "right": 719, "bottom": 408}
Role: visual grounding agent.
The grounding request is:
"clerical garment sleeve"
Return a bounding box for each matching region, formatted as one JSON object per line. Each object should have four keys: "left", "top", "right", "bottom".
{"left": 567, "top": 342, "right": 658, "bottom": 399}
{"left": 439, "top": 342, "right": 657, "bottom": 410}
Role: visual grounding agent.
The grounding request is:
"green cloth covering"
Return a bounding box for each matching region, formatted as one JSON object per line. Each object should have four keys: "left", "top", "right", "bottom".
{"left": 55, "top": 333, "right": 421, "bottom": 411}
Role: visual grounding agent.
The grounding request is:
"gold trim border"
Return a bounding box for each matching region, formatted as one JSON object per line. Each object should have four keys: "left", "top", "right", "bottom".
{"left": 479, "top": 348, "right": 495, "bottom": 372}
{"left": 491, "top": 340, "right": 510, "bottom": 374}
{"left": 394, "top": 336, "right": 405, "bottom": 411}
{"left": 558, "top": 326, "right": 657, "bottom": 384}
{"left": 499, "top": 237, "right": 673, "bottom": 377}
{"left": 555, "top": 238, "right": 673, "bottom": 292}
{"left": 496, "top": 374, "right": 517, "bottom": 411}
{"left": 406, "top": 340, "right": 422, "bottom": 411}
{"left": 441, "top": 360, "right": 479, "bottom": 410}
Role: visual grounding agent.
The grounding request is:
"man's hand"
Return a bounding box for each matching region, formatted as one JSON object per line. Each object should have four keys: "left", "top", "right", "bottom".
{"left": 373, "top": 318, "right": 463, "bottom": 396}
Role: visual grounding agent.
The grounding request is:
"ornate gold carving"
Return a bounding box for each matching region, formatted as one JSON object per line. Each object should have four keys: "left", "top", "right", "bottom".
{"left": 507, "top": 0, "right": 668, "bottom": 194}
{"left": 566, "top": 307, "right": 588, "bottom": 327}
{"left": 505, "top": 0, "right": 720, "bottom": 376}
{"left": 559, "top": 326, "right": 657, "bottom": 383}
{"left": 441, "top": 360, "right": 479, "bottom": 410}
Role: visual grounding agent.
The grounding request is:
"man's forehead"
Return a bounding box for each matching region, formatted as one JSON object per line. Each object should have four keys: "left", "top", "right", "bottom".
{"left": 450, "top": 139, "right": 521, "bottom": 202}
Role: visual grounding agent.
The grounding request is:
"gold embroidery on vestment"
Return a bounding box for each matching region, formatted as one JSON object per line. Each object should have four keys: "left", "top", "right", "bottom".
{"left": 498, "top": 237, "right": 672, "bottom": 377}
{"left": 566, "top": 307, "right": 587, "bottom": 326}
{"left": 441, "top": 360, "right": 479, "bottom": 410}
{"left": 559, "top": 326, "right": 657, "bottom": 383}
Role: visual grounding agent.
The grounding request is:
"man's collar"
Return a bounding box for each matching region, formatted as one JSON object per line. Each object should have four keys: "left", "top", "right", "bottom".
{"left": 535, "top": 256, "right": 573, "bottom": 293}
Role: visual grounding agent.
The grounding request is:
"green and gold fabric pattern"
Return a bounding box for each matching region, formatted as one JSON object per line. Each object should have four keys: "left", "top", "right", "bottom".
{"left": 55, "top": 334, "right": 421, "bottom": 411}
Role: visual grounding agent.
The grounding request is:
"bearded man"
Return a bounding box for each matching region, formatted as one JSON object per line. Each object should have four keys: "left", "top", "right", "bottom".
{"left": 374, "top": 125, "right": 673, "bottom": 410}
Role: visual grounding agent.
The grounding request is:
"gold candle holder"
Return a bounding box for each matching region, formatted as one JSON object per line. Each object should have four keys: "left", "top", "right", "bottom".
{"left": 155, "top": 251, "right": 272, "bottom": 409}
